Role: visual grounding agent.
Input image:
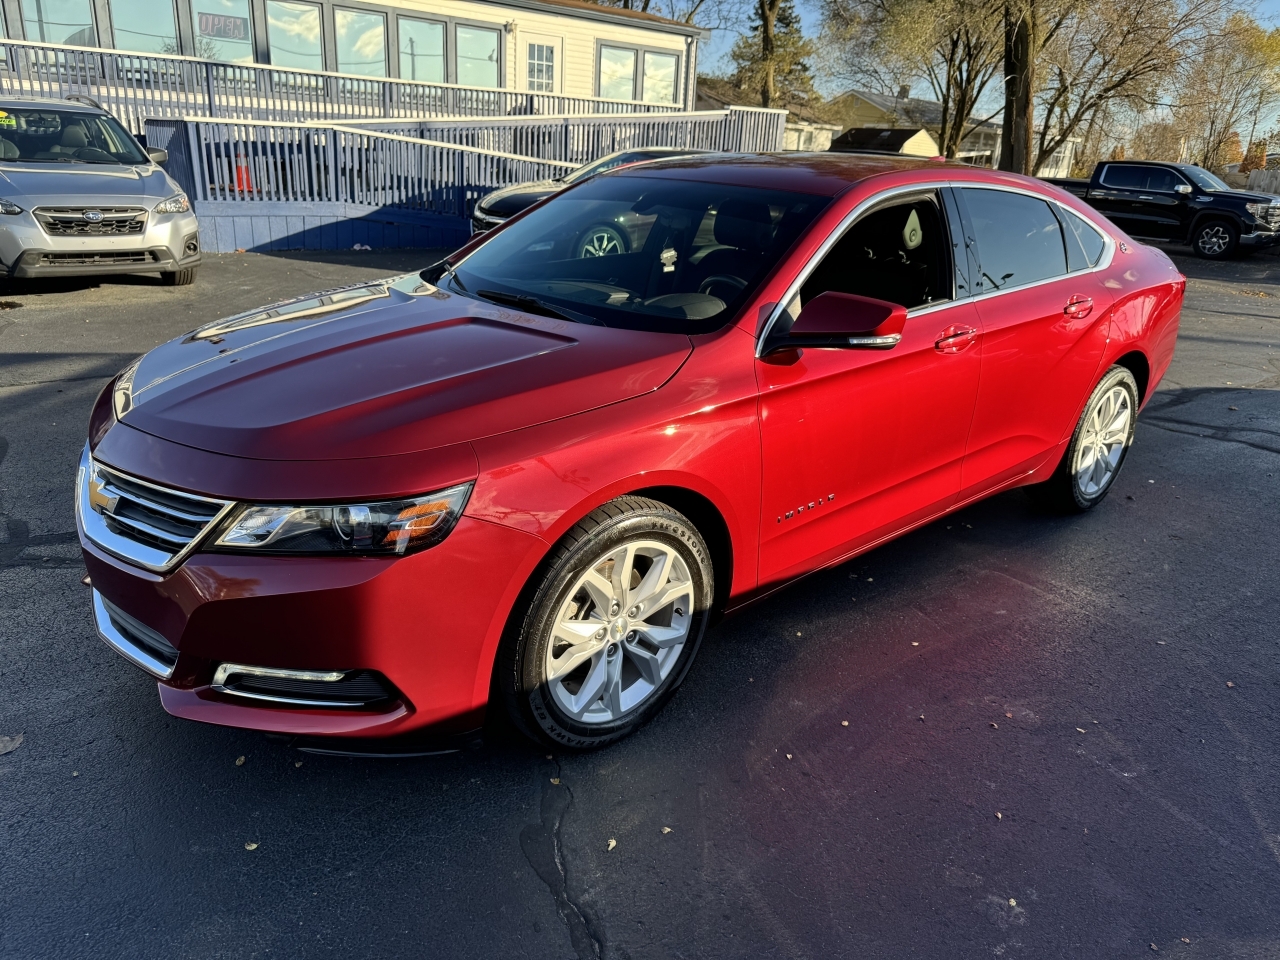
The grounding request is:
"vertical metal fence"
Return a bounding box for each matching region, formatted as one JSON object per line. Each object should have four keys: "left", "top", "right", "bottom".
{"left": 0, "top": 37, "right": 685, "bottom": 134}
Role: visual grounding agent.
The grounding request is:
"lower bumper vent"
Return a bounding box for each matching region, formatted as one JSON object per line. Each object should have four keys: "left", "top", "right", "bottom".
{"left": 93, "top": 590, "right": 179, "bottom": 679}
{"left": 212, "top": 663, "right": 397, "bottom": 709}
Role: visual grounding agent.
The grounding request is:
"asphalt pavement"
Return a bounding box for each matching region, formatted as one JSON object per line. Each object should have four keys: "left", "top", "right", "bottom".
{"left": 1, "top": 247, "right": 1277, "bottom": 959}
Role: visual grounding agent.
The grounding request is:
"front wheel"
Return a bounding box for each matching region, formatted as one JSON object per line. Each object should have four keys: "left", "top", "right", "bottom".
{"left": 1025, "top": 365, "right": 1139, "bottom": 513}
{"left": 498, "top": 497, "right": 713, "bottom": 750}
{"left": 160, "top": 267, "right": 198, "bottom": 286}
{"left": 1192, "top": 219, "right": 1238, "bottom": 259}
{"left": 575, "top": 223, "right": 629, "bottom": 258}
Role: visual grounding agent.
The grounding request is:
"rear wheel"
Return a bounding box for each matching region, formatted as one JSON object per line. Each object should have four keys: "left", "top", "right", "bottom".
{"left": 1025, "top": 365, "right": 1138, "bottom": 513}
{"left": 161, "top": 267, "right": 198, "bottom": 286}
{"left": 1192, "top": 219, "right": 1238, "bottom": 259}
{"left": 499, "top": 497, "right": 713, "bottom": 750}
{"left": 575, "top": 223, "right": 628, "bottom": 258}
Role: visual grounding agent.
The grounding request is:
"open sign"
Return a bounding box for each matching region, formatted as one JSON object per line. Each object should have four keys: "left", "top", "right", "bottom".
{"left": 198, "top": 13, "right": 249, "bottom": 41}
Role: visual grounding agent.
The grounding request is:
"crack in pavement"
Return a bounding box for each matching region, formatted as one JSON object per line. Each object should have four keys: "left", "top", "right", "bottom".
{"left": 519, "top": 759, "right": 608, "bottom": 960}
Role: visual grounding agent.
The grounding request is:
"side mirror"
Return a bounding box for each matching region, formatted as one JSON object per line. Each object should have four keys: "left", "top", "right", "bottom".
{"left": 147, "top": 147, "right": 168, "bottom": 165}
{"left": 772, "top": 291, "right": 907, "bottom": 352}
{"left": 1174, "top": 184, "right": 1192, "bottom": 195}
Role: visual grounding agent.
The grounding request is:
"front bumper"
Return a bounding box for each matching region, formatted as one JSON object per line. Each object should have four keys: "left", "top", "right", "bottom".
{"left": 1238, "top": 226, "right": 1280, "bottom": 248}
{"left": 0, "top": 207, "right": 200, "bottom": 278}
{"left": 81, "top": 510, "right": 545, "bottom": 739}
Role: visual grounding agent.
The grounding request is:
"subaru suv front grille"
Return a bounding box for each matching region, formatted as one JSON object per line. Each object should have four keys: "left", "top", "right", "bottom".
{"left": 34, "top": 206, "right": 147, "bottom": 236}
{"left": 77, "top": 446, "right": 236, "bottom": 572}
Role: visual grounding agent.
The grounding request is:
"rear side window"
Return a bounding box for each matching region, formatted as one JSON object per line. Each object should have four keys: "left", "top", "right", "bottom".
{"left": 962, "top": 188, "right": 1067, "bottom": 291}
{"left": 1061, "top": 208, "right": 1106, "bottom": 270}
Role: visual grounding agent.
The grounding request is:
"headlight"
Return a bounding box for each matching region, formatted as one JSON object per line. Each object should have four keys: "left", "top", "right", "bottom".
{"left": 0, "top": 198, "right": 23, "bottom": 215}
{"left": 212, "top": 483, "right": 473, "bottom": 556}
{"left": 154, "top": 194, "right": 190, "bottom": 214}
{"left": 1246, "top": 201, "right": 1274, "bottom": 220}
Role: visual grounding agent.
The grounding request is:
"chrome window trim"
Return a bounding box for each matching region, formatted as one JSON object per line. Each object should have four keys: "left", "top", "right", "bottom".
{"left": 76, "top": 444, "right": 237, "bottom": 574}
{"left": 756, "top": 179, "right": 1116, "bottom": 355}
{"left": 92, "top": 589, "right": 176, "bottom": 679}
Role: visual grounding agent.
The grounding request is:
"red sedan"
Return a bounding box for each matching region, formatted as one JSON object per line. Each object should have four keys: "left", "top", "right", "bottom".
{"left": 77, "top": 154, "right": 1184, "bottom": 750}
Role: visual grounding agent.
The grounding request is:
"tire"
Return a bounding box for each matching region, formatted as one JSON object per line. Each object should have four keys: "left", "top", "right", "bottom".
{"left": 498, "top": 496, "right": 714, "bottom": 750}
{"left": 161, "top": 267, "right": 198, "bottom": 286}
{"left": 575, "top": 223, "right": 629, "bottom": 258}
{"left": 1025, "top": 365, "right": 1139, "bottom": 513}
{"left": 1191, "top": 219, "right": 1238, "bottom": 259}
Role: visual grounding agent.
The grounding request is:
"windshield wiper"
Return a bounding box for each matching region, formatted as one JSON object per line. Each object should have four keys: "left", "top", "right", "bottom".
{"left": 475, "top": 289, "right": 603, "bottom": 326}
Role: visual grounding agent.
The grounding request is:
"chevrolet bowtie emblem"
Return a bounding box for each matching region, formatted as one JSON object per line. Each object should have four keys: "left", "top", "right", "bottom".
{"left": 88, "top": 474, "right": 119, "bottom": 515}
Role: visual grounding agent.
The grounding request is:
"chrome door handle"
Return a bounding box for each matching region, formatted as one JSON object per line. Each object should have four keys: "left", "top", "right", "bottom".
{"left": 935, "top": 325, "right": 978, "bottom": 354}
{"left": 1138, "top": 195, "right": 1153, "bottom": 200}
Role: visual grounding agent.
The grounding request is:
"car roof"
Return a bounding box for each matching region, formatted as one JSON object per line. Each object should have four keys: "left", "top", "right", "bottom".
{"left": 0, "top": 96, "right": 106, "bottom": 114}
{"left": 611, "top": 151, "right": 948, "bottom": 197}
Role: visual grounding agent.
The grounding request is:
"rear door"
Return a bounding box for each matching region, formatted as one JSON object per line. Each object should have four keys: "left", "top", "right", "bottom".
{"left": 1133, "top": 166, "right": 1193, "bottom": 241}
{"left": 957, "top": 186, "right": 1114, "bottom": 498}
{"left": 1089, "top": 164, "right": 1148, "bottom": 236}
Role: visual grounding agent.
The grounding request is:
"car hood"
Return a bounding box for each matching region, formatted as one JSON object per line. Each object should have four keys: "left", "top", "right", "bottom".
{"left": 1211, "top": 188, "right": 1280, "bottom": 204}
{"left": 113, "top": 273, "right": 693, "bottom": 461}
{"left": 0, "top": 162, "right": 177, "bottom": 205}
{"left": 476, "top": 179, "right": 562, "bottom": 218}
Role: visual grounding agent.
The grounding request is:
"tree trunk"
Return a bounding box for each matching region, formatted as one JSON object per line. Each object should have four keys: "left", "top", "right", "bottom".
{"left": 760, "top": 0, "right": 778, "bottom": 108}
{"left": 999, "top": 2, "right": 1034, "bottom": 174}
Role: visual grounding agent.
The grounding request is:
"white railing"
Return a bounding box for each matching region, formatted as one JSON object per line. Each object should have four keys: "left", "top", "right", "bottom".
{"left": 338, "top": 106, "right": 787, "bottom": 164}
{"left": 0, "top": 37, "right": 684, "bottom": 134}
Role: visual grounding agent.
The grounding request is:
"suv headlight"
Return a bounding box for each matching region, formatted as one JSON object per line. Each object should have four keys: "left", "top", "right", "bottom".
{"left": 1246, "top": 201, "right": 1274, "bottom": 220}
{"left": 0, "top": 198, "right": 23, "bottom": 215}
{"left": 212, "top": 483, "right": 473, "bottom": 556}
{"left": 154, "top": 194, "right": 190, "bottom": 214}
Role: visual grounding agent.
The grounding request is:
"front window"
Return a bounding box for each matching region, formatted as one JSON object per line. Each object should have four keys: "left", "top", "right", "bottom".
{"left": 266, "top": 0, "right": 323, "bottom": 71}
{"left": 528, "top": 43, "right": 555, "bottom": 92}
{"left": 399, "top": 17, "right": 444, "bottom": 82}
{"left": 456, "top": 25, "right": 500, "bottom": 88}
{"left": 642, "top": 52, "right": 678, "bottom": 103}
{"left": 22, "top": 0, "right": 96, "bottom": 45}
{"left": 445, "top": 176, "right": 830, "bottom": 334}
{"left": 1181, "top": 166, "right": 1229, "bottom": 192}
{"left": 191, "top": 0, "right": 254, "bottom": 63}
{"left": 599, "top": 46, "right": 636, "bottom": 100}
{"left": 0, "top": 108, "right": 149, "bottom": 164}
{"left": 335, "top": 9, "right": 386, "bottom": 77}
{"left": 108, "top": 0, "right": 178, "bottom": 55}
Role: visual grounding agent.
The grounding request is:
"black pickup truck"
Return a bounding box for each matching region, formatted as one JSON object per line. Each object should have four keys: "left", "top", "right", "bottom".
{"left": 1044, "top": 160, "right": 1280, "bottom": 259}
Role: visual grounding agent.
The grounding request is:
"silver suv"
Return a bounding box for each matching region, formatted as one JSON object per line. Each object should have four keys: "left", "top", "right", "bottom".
{"left": 0, "top": 97, "right": 200, "bottom": 285}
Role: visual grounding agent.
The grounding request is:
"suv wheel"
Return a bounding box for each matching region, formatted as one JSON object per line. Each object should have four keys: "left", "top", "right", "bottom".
{"left": 498, "top": 497, "right": 713, "bottom": 750}
{"left": 161, "top": 268, "right": 198, "bottom": 286}
{"left": 1192, "top": 220, "right": 1238, "bottom": 259}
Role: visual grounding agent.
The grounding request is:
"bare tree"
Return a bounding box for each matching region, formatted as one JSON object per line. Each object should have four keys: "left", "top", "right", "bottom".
{"left": 731, "top": 0, "right": 818, "bottom": 108}
{"left": 819, "top": 0, "right": 1004, "bottom": 158}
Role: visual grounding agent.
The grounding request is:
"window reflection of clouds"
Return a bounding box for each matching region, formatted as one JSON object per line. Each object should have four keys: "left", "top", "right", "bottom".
{"left": 336, "top": 9, "right": 386, "bottom": 77}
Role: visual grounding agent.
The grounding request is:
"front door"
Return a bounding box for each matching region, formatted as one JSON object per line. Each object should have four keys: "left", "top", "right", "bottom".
{"left": 957, "top": 186, "right": 1114, "bottom": 496}
{"left": 756, "top": 191, "right": 983, "bottom": 587}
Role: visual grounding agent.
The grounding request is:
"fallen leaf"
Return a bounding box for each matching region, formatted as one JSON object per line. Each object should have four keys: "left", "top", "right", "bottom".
{"left": 245, "top": 842, "right": 258, "bottom": 851}
{"left": 1077, "top": 727, "right": 1087, "bottom": 733}
{"left": 841, "top": 720, "right": 849, "bottom": 727}
{"left": 1005, "top": 712, "right": 1013, "bottom": 719}
{"left": 1149, "top": 944, "right": 1158, "bottom": 952}
{"left": 1227, "top": 681, "right": 1236, "bottom": 688}
{"left": 1181, "top": 938, "right": 1190, "bottom": 944}
{"left": 545, "top": 754, "right": 553, "bottom": 760}
{"left": 294, "top": 761, "right": 303, "bottom": 768}
{"left": 866, "top": 578, "right": 873, "bottom": 582}
{"left": 661, "top": 827, "right": 673, "bottom": 834}
{"left": 550, "top": 778, "right": 561, "bottom": 785}
{"left": 786, "top": 754, "right": 792, "bottom": 760}
{"left": 235, "top": 248, "right": 246, "bottom": 253}
{"left": 911, "top": 642, "right": 919, "bottom": 646}
{"left": 1008, "top": 898, "right": 1016, "bottom": 906}
{"left": 607, "top": 839, "right": 616, "bottom": 851}
{"left": 919, "top": 715, "right": 925, "bottom": 721}
{"left": 990, "top": 722, "right": 998, "bottom": 729}
{"left": 795, "top": 632, "right": 802, "bottom": 637}
{"left": 235, "top": 756, "right": 246, "bottom": 766}
{"left": 0, "top": 733, "right": 23, "bottom": 756}
{"left": 1228, "top": 406, "right": 1239, "bottom": 411}
{"left": 995, "top": 812, "right": 1002, "bottom": 820}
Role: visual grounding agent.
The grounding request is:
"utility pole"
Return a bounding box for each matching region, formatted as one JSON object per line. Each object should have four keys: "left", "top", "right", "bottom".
{"left": 999, "top": 1, "right": 1035, "bottom": 175}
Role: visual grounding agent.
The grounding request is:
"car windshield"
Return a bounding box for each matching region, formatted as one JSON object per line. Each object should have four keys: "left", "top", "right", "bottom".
{"left": 0, "top": 107, "right": 149, "bottom": 165}
{"left": 1181, "top": 166, "right": 1229, "bottom": 192}
{"left": 447, "top": 175, "right": 831, "bottom": 333}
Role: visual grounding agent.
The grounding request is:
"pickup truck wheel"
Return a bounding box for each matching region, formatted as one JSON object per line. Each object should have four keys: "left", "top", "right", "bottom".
{"left": 1192, "top": 220, "right": 1238, "bottom": 259}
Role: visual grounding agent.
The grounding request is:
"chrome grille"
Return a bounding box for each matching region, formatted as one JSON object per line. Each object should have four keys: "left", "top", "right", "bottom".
{"left": 34, "top": 206, "right": 147, "bottom": 236}
{"left": 39, "top": 251, "right": 158, "bottom": 267}
{"left": 77, "top": 446, "right": 235, "bottom": 572}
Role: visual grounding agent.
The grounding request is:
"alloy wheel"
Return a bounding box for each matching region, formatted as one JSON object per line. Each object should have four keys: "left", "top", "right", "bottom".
{"left": 1073, "top": 384, "right": 1132, "bottom": 499}
{"left": 1197, "top": 224, "right": 1231, "bottom": 256}
{"left": 544, "top": 540, "right": 694, "bottom": 724}
{"left": 578, "top": 225, "right": 626, "bottom": 257}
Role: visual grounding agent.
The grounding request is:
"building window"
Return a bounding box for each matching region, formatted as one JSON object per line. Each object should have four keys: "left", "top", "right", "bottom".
{"left": 528, "top": 43, "right": 554, "bottom": 92}
{"left": 266, "top": 0, "right": 323, "bottom": 71}
{"left": 598, "top": 46, "right": 635, "bottom": 100}
{"left": 21, "top": 0, "right": 96, "bottom": 46}
{"left": 399, "top": 16, "right": 444, "bottom": 82}
{"left": 335, "top": 8, "right": 385, "bottom": 77}
{"left": 190, "top": 0, "right": 253, "bottom": 63}
{"left": 642, "top": 51, "right": 678, "bottom": 103}
{"left": 108, "top": 0, "right": 178, "bottom": 55}
{"left": 456, "top": 25, "right": 499, "bottom": 88}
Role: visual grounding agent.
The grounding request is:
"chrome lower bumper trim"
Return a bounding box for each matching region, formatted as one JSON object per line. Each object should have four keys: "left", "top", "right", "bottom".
{"left": 92, "top": 589, "right": 177, "bottom": 679}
